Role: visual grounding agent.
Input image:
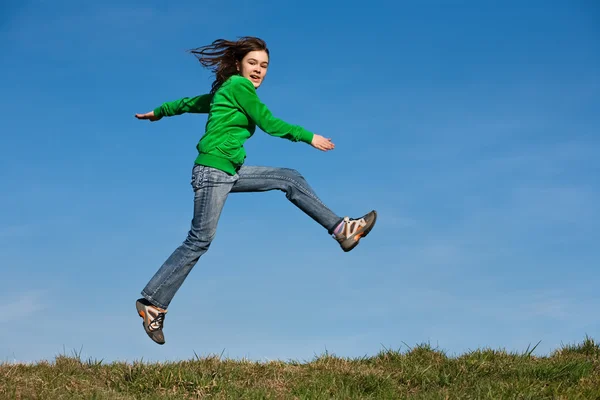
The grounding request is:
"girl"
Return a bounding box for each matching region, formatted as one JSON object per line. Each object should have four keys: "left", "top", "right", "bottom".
{"left": 134, "top": 37, "right": 377, "bottom": 345}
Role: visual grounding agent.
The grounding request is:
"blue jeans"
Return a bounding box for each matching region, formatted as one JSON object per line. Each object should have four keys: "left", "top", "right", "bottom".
{"left": 141, "top": 164, "right": 343, "bottom": 309}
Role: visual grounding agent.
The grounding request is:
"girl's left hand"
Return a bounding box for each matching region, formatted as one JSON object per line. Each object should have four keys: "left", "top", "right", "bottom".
{"left": 311, "top": 134, "right": 335, "bottom": 151}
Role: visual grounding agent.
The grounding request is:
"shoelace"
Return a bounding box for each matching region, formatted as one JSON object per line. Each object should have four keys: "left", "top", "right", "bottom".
{"left": 148, "top": 312, "right": 165, "bottom": 332}
{"left": 343, "top": 217, "right": 367, "bottom": 237}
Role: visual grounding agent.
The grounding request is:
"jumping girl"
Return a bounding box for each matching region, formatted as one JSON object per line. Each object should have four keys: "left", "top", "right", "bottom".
{"left": 134, "top": 37, "right": 377, "bottom": 345}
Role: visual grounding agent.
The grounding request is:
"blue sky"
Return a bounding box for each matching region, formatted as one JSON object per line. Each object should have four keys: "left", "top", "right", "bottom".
{"left": 1, "top": 0, "right": 599, "bottom": 363}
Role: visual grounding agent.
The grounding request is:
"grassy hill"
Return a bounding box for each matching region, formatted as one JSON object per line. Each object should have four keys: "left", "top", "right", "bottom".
{"left": 2, "top": 337, "right": 599, "bottom": 399}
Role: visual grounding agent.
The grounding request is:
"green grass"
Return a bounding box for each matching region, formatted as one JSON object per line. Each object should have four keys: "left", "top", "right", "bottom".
{"left": 2, "top": 337, "right": 599, "bottom": 399}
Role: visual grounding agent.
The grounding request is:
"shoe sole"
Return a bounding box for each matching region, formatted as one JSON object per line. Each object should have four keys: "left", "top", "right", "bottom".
{"left": 342, "top": 210, "right": 377, "bottom": 252}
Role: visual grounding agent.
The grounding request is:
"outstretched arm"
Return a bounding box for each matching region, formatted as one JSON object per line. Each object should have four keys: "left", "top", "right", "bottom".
{"left": 135, "top": 94, "right": 213, "bottom": 121}
{"left": 231, "top": 77, "right": 334, "bottom": 151}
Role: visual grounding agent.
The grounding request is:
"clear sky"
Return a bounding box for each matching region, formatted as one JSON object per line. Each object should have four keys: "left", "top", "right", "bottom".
{"left": 1, "top": 0, "right": 599, "bottom": 363}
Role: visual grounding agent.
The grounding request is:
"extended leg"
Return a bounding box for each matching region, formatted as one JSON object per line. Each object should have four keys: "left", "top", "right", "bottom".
{"left": 231, "top": 165, "right": 343, "bottom": 233}
{"left": 136, "top": 165, "right": 237, "bottom": 345}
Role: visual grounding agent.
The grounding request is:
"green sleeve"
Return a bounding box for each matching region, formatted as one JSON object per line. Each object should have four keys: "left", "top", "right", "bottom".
{"left": 231, "top": 77, "right": 314, "bottom": 144}
{"left": 153, "top": 94, "right": 213, "bottom": 118}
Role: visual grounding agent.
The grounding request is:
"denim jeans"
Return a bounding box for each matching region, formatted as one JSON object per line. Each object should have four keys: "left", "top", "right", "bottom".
{"left": 141, "top": 164, "right": 343, "bottom": 309}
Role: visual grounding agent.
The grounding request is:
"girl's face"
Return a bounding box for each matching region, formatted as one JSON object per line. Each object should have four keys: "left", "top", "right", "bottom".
{"left": 237, "top": 50, "right": 269, "bottom": 89}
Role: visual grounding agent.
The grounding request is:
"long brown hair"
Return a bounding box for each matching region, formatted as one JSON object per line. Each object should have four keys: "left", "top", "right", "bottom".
{"left": 189, "top": 37, "right": 270, "bottom": 94}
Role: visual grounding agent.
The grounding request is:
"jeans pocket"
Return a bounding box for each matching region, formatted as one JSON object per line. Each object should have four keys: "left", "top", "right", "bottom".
{"left": 191, "top": 164, "right": 206, "bottom": 190}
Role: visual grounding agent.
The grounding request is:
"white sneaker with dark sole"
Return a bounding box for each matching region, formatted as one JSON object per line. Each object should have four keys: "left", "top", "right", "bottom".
{"left": 136, "top": 298, "right": 167, "bottom": 345}
{"left": 333, "top": 210, "right": 377, "bottom": 252}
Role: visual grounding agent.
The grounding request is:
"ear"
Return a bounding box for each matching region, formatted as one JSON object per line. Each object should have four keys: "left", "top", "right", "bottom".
{"left": 236, "top": 60, "right": 240, "bottom": 72}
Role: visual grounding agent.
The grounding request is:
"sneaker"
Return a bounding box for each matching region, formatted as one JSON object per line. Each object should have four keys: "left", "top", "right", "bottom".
{"left": 135, "top": 298, "right": 167, "bottom": 345}
{"left": 333, "top": 210, "right": 377, "bottom": 252}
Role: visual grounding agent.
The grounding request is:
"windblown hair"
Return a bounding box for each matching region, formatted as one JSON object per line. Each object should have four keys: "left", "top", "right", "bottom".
{"left": 189, "top": 37, "right": 270, "bottom": 94}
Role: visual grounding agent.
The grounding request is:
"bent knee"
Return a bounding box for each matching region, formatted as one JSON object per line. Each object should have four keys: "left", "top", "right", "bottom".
{"left": 183, "top": 230, "right": 214, "bottom": 251}
{"left": 280, "top": 168, "right": 305, "bottom": 182}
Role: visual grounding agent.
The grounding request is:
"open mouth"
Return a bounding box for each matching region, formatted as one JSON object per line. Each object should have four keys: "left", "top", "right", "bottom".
{"left": 249, "top": 74, "right": 261, "bottom": 82}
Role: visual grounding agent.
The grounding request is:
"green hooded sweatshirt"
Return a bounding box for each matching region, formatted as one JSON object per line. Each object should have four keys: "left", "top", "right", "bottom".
{"left": 153, "top": 75, "right": 314, "bottom": 175}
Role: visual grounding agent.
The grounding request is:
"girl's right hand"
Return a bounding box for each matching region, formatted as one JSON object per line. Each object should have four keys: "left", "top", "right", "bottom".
{"left": 135, "top": 111, "right": 160, "bottom": 121}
